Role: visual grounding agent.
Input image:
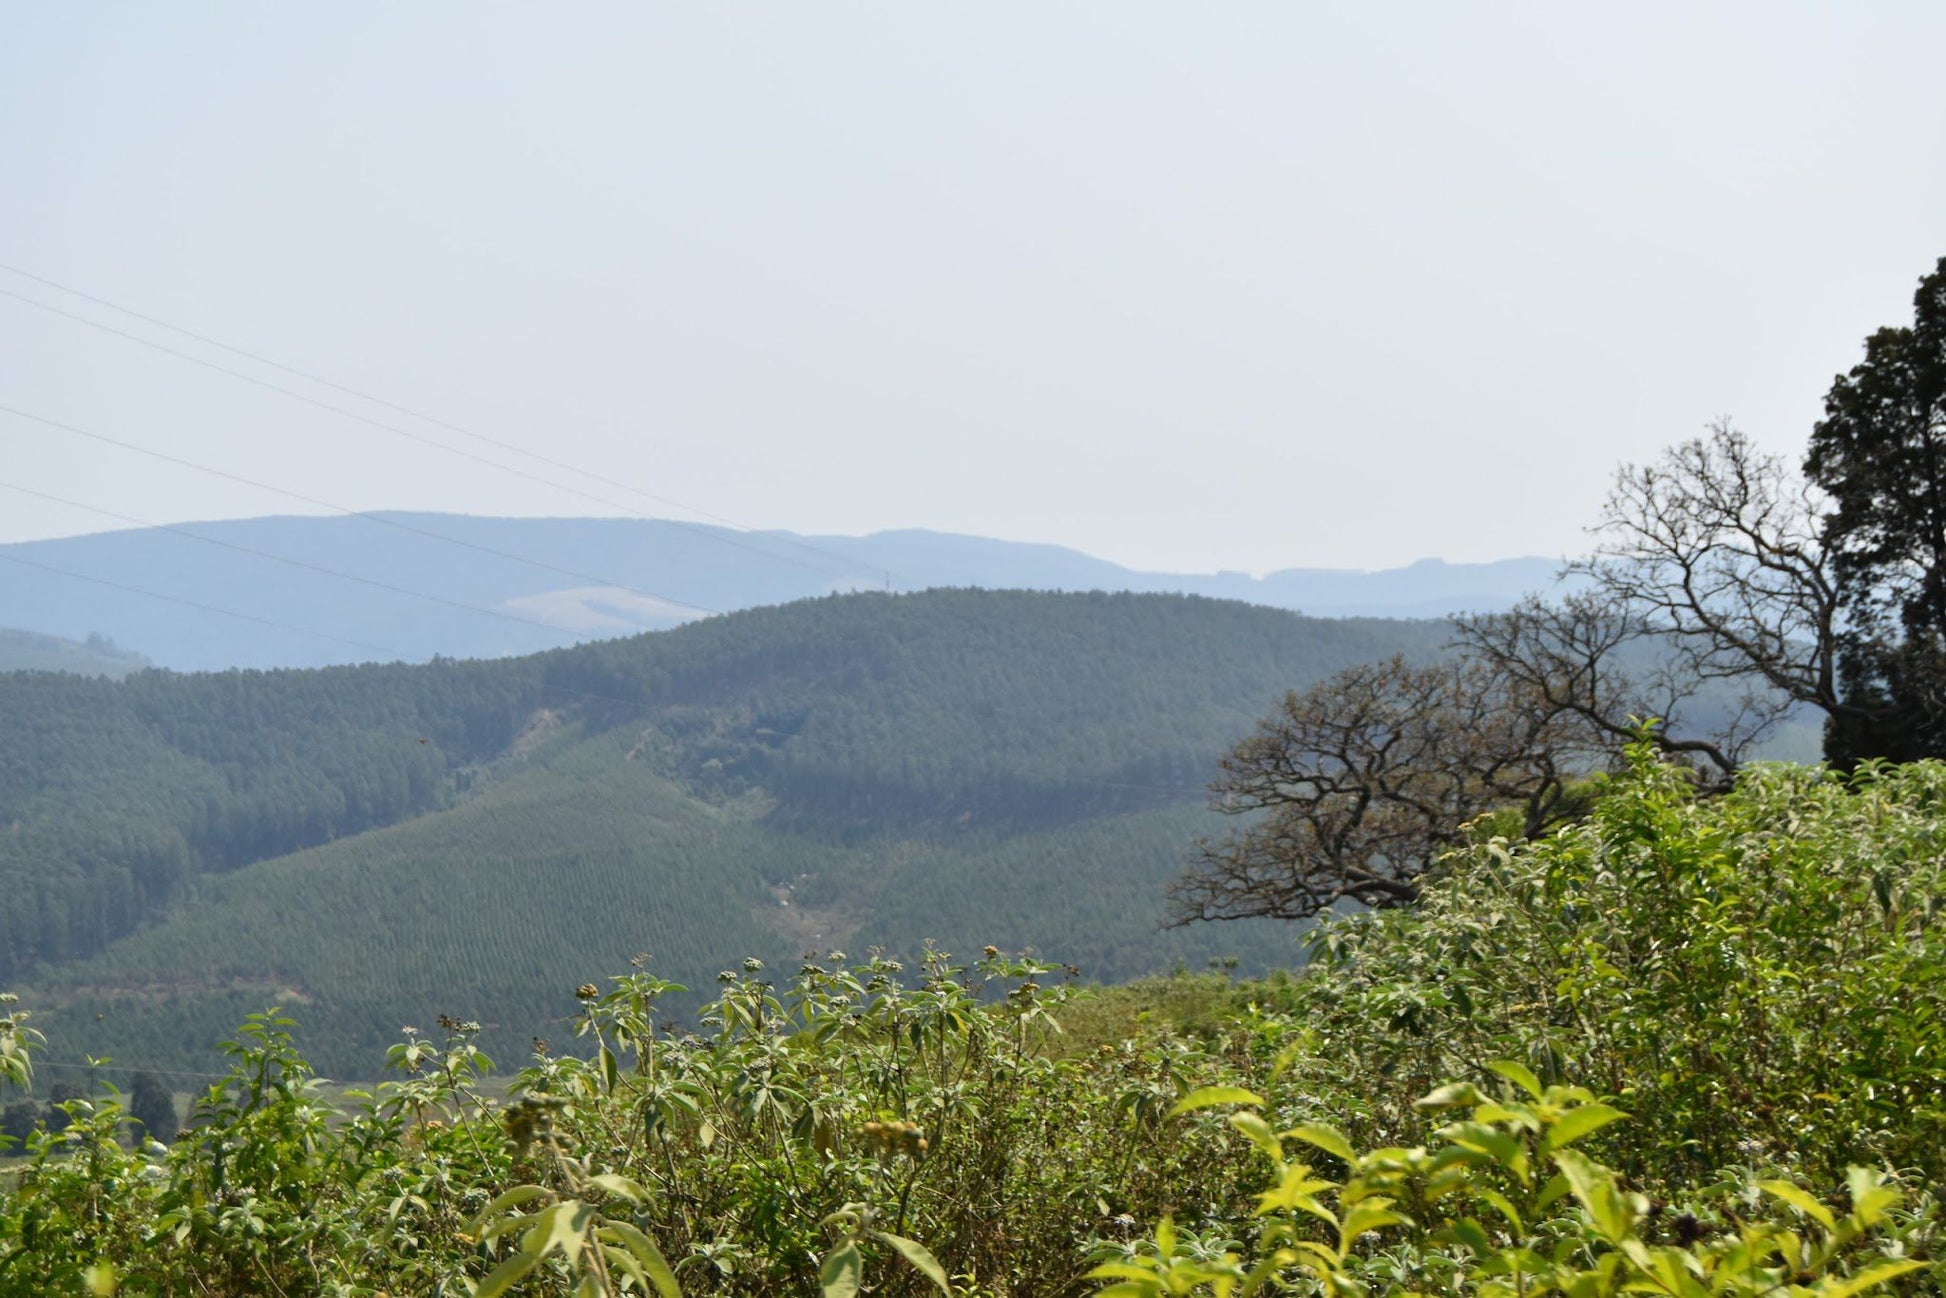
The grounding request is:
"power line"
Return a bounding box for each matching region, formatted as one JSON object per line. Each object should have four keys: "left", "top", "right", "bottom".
{"left": 27, "top": 1059, "right": 229, "bottom": 1085}
{"left": 0, "top": 270, "right": 890, "bottom": 585}
{"left": 0, "top": 479, "right": 646, "bottom": 646}
{"left": 0, "top": 403, "right": 721, "bottom": 617}
{"left": 0, "top": 538, "right": 691, "bottom": 719}
{"left": 0, "top": 552, "right": 405, "bottom": 660}
{"left": 0, "top": 284, "right": 825, "bottom": 572}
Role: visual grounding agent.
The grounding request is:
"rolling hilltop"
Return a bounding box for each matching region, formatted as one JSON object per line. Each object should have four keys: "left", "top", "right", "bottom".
{"left": 0, "top": 628, "right": 149, "bottom": 678}
{"left": 0, "top": 513, "right": 1559, "bottom": 669}
{"left": 5, "top": 589, "right": 1452, "bottom": 1075}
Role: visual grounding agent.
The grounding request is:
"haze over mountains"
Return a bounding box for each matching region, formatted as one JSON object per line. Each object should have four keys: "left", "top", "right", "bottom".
{"left": 0, "top": 514, "right": 1595, "bottom": 1076}
{"left": 0, "top": 513, "right": 1565, "bottom": 671}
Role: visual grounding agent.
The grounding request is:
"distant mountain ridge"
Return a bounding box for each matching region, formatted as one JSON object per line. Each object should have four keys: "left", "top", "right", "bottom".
{"left": 0, "top": 628, "right": 150, "bottom": 678}
{"left": 0, "top": 513, "right": 1567, "bottom": 671}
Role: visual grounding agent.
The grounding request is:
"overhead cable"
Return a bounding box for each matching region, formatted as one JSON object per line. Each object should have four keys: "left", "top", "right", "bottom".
{"left": 0, "top": 268, "right": 888, "bottom": 584}
{"left": 0, "top": 403, "right": 720, "bottom": 616}
{"left": 0, "top": 478, "right": 656, "bottom": 643}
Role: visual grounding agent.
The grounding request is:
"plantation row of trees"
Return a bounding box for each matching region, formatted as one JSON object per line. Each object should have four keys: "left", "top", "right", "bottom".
{"left": 1177, "top": 255, "right": 1946, "bottom": 925}
{"left": 0, "top": 661, "right": 543, "bottom": 975}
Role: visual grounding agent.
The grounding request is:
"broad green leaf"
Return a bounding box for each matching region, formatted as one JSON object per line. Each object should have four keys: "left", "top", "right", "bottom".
{"left": 1169, "top": 1086, "right": 1265, "bottom": 1117}
{"left": 1818, "top": 1260, "right": 1927, "bottom": 1297}
{"left": 1256, "top": 1161, "right": 1338, "bottom": 1222}
{"left": 1758, "top": 1180, "right": 1835, "bottom": 1230}
{"left": 603, "top": 1244, "right": 649, "bottom": 1291}
{"left": 473, "top": 1184, "right": 548, "bottom": 1229}
{"left": 472, "top": 1250, "right": 540, "bottom": 1298}
{"left": 1845, "top": 1165, "right": 1903, "bottom": 1225}
{"left": 1477, "top": 1188, "right": 1524, "bottom": 1234}
{"left": 586, "top": 1172, "right": 648, "bottom": 1204}
{"left": 1543, "top": 1103, "right": 1628, "bottom": 1151}
{"left": 820, "top": 1242, "right": 863, "bottom": 1298}
{"left": 1553, "top": 1149, "right": 1632, "bottom": 1243}
{"left": 1241, "top": 1247, "right": 1299, "bottom": 1296}
{"left": 1442, "top": 1121, "right": 1531, "bottom": 1184}
{"left": 1281, "top": 1123, "right": 1355, "bottom": 1164}
{"left": 1626, "top": 1242, "right": 1702, "bottom": 1297}
{"left": 1087, "top": 1262, "right": 1161, "bottom": 1282}
{"left": 599, "top": 1221, "right": 683, "bottom": 1298}
{"left": 1485, "top": 1060, "right": 1543, "bottom": 1098}
{"left": 1416, "top": 1082, "right": 1485, "bottom": 1110}
{"left": 536, "top": 1202, "right": 597, "bottom": 1266}
{"left": 480, "top": 1212, "right": 539, "bottom": 1243}
{"left": 872, "top": 1230, "right": 953, "bottom": 1295}
{"left": 1440, "top": 1216, "right": 1492, "bottom": 1254}
{"left": 1229, "top": 1111, "right": 1282, "bottom": 1160}
{"left": 1288, "top": 1240, "right": 1344, "bottom": 1274}
{"left": 1338, "top": 1198, "right": 1405, "bottom": 1253}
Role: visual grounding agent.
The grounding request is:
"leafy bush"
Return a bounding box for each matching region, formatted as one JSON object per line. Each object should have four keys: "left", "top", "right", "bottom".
{"left": 1273, "top": 746, "right": 1946, "bottom": 1192}
{"left": 0, "top": 747, "right": 1939, "bottom": 1294}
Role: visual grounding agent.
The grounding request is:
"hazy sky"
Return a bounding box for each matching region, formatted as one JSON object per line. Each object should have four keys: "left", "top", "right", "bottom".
{"left": 2, "top": 4, "right": 1942, "bottom": 573}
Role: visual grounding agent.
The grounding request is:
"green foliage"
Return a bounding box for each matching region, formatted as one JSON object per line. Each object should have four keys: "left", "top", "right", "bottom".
{"left": 0, "top": 743, "right": 1939, "bottom": 1294}
{"left": 1094, "top": 1078, "right": 1924, "bottom": 1296}
{"left": 0, "top": 950, "right": 1263, "bottom": 1294}
{"left": 0, "top": 993, "right": 39, "bottom": 1094}
{"left": 1805, "top": 255, "right": 1946, "bottom": 765}
{"left": 1277, "top": 744, "right": 1946, "bottom": 1191}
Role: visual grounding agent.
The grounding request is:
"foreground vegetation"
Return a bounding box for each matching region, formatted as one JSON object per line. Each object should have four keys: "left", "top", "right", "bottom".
{"left": 0, "top": 745, "right": 1939, "bottom": 1294}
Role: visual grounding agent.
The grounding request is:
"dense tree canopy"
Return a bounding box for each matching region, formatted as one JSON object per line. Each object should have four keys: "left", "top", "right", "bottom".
{"left": 1806, "top": 256, "right": 1946, "bottom": 764}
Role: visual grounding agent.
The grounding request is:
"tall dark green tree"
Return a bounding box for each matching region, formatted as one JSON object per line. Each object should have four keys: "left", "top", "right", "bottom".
{"left": 126, "top": 1070, "right": 178, "bottom": 1144}
{"left": 1805, "top": 256, "right": 1946, "bottom": 763}
{"left": 0, "top": 1098, "right": 38, "bottom": 1150}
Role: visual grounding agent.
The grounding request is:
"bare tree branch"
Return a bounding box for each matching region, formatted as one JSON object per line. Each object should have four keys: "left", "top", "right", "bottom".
{"left": 1573, "top": 422, "right": 1847, "bottom": 724}
{"left": 1168, "top": 656, "right": 1585, "bottom": 924}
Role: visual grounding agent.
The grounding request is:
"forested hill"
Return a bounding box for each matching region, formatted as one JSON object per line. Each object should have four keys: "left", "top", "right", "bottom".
{"left": 4, "top": 590, "right": 1451, "bottom": 1075}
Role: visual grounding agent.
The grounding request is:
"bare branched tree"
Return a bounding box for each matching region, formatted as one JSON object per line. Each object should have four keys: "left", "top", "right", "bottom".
{"left": 1177, "top": 266, "right": 1946, "bottom": 927}
{"left": 1168, "top": 655, "right": 1595, "bottom": 924}
{"left": 1176, "top": 424, "right": 1849, "bottom": 926}
{"left": 1578, "top": 422, "right": 1844, "bottom": 719}
{"left": 1453, "top": 424, "right": 1848, "bottom": 785}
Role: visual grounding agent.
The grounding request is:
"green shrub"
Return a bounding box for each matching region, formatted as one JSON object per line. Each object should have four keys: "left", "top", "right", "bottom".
{"left": 0, "top": 747, "right": 1939, "bottom": 1294}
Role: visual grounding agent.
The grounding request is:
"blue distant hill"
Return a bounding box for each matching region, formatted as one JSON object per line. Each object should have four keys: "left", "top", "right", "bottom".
{"left": 0, "top": 513, "right": 1567, "bottom": 670}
